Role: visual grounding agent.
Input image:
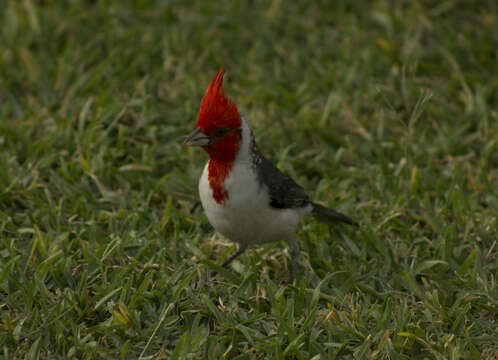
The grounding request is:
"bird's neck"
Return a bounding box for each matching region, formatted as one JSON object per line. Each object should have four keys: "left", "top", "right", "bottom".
{"left": 207, "top": 118, "right": 254, "bottom": 204}
{"left": 207, "top": 158, "right": 233, "bottom": 203}
{"left": 206, "top": 133, "right": 241, "bottom": 204}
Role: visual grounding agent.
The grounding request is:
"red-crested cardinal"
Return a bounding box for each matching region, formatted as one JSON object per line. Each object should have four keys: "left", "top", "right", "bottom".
{"left": 183, "top": 68, "right": 354, "bottom": 283}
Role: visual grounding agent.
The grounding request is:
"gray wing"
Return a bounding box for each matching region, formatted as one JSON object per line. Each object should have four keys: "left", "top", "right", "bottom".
{"left": 255, "top": 152, "right": 310, "bottom": 209}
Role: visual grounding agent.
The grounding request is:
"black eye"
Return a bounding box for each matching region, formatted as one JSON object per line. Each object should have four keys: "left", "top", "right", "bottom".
{"left": 214, "top": 127, "right": 228, "bottom": 137}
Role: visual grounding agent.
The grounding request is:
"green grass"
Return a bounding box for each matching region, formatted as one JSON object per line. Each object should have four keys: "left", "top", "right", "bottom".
{"left": 1, "top": 0, "right": 497, "bottom": 358}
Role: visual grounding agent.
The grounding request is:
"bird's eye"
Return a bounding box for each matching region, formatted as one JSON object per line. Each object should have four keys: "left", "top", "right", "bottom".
{"left": 214, "top": 127, "right": 228, "bottom": 137}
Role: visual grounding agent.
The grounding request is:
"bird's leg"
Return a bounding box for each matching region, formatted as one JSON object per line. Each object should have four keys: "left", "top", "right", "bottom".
{"left": 221, "top": 245, "right": 246, "bottom": 267}
{"left": 286, "top": 238, "right": 300, "bottom": 285}
{"left": 210, "top": 245, "right": 246, "bottom": 278}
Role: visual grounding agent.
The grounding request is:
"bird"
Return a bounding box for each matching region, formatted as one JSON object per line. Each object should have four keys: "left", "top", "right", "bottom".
{"left": 183, "top": 67, "right": 355, "bottom": 284}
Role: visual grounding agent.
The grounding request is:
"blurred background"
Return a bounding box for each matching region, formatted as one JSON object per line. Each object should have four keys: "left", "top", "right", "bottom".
{"left": 0, "top": 0, "right": 497, "bottom": 358}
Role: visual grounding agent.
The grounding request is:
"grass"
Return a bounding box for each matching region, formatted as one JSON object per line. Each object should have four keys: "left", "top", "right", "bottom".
{"left": 0, "top": 0, "right": 497, "bottom": 358}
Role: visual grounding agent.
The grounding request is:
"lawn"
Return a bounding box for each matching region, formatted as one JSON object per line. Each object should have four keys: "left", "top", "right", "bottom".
{"left": 0, "top": 0, "right": 497, "bottom": 359}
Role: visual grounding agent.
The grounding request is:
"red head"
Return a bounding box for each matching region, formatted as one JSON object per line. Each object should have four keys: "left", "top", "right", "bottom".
{"left": 184, "top": 67, "right": 242, "bottom": 162}
{"left": 183, "top": 67, "right": 242, "bottom": 203}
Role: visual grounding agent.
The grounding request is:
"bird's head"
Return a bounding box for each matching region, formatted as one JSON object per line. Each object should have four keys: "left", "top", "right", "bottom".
{"left": 183, "top": 67, "right": 242, "bottom": 162}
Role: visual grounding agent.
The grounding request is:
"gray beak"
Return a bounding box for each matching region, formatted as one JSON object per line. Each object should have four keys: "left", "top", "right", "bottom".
{"left": 182, "top": 127, "right": 212, "bottom": 147}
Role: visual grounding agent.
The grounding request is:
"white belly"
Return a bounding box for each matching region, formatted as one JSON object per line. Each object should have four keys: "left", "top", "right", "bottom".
{"left": 199, "top": 161, "right": 311, "bottom": 248}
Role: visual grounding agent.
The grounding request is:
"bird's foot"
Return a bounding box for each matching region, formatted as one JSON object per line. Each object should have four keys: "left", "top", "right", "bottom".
{"left": 285, "top": 273, "right": 294, "bottom": 285}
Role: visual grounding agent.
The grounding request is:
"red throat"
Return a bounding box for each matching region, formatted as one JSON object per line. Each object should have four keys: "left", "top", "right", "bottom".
{"left": 205, "top": 129, "right": 240, "bottom": 203}
{"left": 207, "top": 160, "right": 232, "bottom": 203}
{"left": 196, "top": 67, "right": 242, "bottom": 204}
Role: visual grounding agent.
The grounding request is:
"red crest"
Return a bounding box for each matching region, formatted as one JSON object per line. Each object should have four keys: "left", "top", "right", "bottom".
{"left": 196, "top": 67, "right": 241, "bottom": 133}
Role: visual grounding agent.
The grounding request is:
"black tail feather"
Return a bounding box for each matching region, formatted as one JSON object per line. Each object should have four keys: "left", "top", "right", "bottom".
{"left": 311, "top": 202, "right": 355, "bottom": 226}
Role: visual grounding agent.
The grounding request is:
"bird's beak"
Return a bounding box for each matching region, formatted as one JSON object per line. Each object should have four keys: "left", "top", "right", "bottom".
{"left": 182, "top": 127, "right": 212, "bottom": 147}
